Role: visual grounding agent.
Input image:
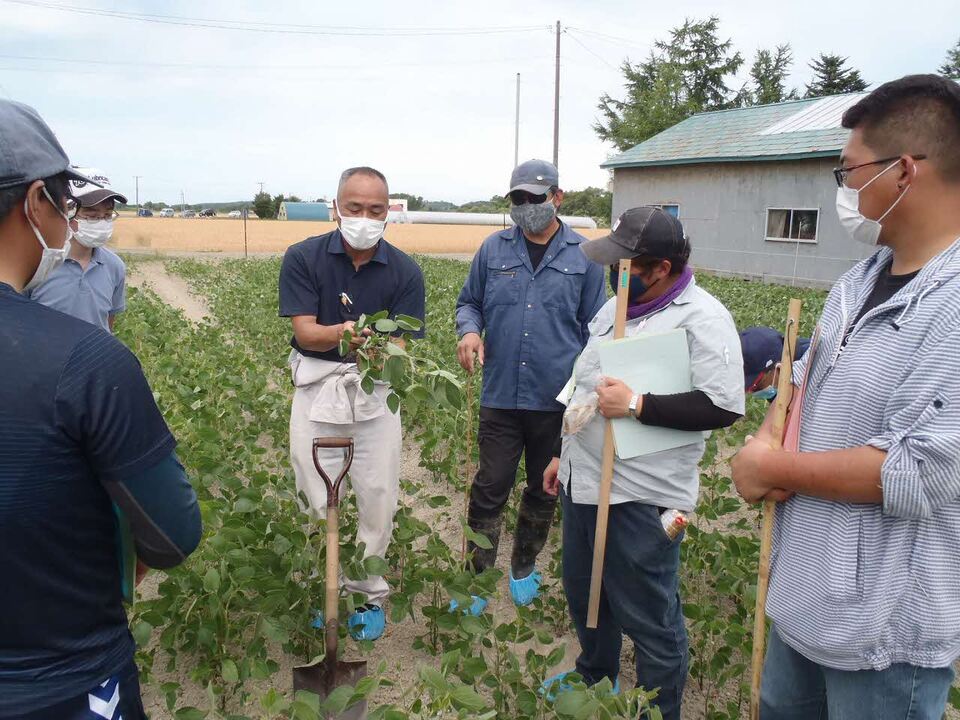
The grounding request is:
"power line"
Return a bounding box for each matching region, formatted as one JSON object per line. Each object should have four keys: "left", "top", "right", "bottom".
{"left": 565, "top": 26, "right": 648, "bottom": 52}
{"left": 0, "top": 52, "right": 553, "bottom": 72}
{"left": 4, "top": 0, "right": 551, "bottom": 37}
{"left": 563, "top": 29, "right": 620, "bottom": 71}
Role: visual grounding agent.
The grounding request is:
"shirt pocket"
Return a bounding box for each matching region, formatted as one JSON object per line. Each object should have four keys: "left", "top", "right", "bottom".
{"left": 538, "top": 255, "right": 588, "bottom": 311}
{"left": 825, "top": 506, "right": 865, "bottom": 603}
{"left": 484, "top": 258, "right": 524, "bottom": 307}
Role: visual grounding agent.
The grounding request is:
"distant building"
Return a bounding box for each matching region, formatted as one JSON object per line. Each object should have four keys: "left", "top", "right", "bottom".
{"left": 603, "top": 93, "right": 875, "bottom": 287}
{"left": 278, "top": 201, "right": 331, "bottom": 221}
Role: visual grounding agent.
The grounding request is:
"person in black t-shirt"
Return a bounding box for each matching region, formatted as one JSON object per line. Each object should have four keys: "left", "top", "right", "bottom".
{"left": 0, "top": 101, "right": 200, "bottom": 719}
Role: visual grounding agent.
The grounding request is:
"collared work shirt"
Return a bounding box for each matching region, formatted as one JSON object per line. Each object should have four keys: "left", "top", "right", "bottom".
{"left": 769, "top": 240, "right": 960, "bottom": 672}
{"left": 455, "top": 223, "right": 606, "bottom": 411}
{"left": 28, "top": 247, "right": 125, "bottom": 331}
{"left": 559, "top": 278, "right": 744, "bottom": 511}
{"left": 278, "top": 230, "right": 426, "bottom": 361}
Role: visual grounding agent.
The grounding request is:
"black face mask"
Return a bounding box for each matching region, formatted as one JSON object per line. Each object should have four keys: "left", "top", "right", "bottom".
{"left": 609, "top": 265, "right": 649, "bottom": 301}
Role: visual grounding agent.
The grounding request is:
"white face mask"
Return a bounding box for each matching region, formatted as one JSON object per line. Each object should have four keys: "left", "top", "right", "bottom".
{"left": 74, "top": 218, "right": 114, "bottom": 248}
{"left": 836, "top": 159, "right": 911, "bottom": 246}
{"left": 22, "top": 188, "right": 73, "bottom": 293}
{"left": 337, "top": 203, "right": 386, "bottom": 251}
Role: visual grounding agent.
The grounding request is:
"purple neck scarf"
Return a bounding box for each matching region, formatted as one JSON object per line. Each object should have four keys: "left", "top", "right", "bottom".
{"left": 625, "top": 265, "right": 694, "bottom": 320}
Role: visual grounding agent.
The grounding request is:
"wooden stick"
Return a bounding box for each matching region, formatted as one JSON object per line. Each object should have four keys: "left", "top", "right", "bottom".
{"left": 749, "top": 298, "right": 802, "bottom": 720}
{"left": 586, "top": 258, "right": 632, "bottom": 629}
{"left": 461, "top": 373, "right": 476, "bottom": 562}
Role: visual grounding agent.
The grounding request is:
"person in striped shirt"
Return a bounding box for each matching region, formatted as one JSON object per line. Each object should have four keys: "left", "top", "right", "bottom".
{"left": 732, "top": 74, "right": 960, "bottom": 719}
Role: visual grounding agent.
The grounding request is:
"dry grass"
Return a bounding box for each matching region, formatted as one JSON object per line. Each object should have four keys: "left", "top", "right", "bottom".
{"left": 111, "top": 217, "right": 607, "bottom": 255}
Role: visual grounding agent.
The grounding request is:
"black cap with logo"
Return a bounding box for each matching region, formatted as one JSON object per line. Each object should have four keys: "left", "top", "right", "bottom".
{"left": 581, "top": 206, "right": 690, "bottom": 266}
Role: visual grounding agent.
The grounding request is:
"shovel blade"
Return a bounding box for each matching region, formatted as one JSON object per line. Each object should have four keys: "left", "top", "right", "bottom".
{"left": 293, "top": 658, "right": 368, "bottom": 720}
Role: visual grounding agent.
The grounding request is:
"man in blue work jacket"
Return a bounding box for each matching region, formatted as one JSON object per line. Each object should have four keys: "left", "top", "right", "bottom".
{"left": 455, "top": 159, "right": 606, "bottom": 612}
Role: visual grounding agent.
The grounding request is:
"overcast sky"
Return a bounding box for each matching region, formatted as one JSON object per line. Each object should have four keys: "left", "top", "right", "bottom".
{"left": 0, "top": 0, "right": 956, "bottom": 205}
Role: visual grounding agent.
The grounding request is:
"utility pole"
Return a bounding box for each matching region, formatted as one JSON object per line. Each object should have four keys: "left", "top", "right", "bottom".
{"left": 553, "top": 20, "right": 560, "bottom": 169}
{"left": 257, "top": 181, "right": 265, "bottom": 194}
{"left": 180, "top": 190, "right": 185, "bottom": 214}
{"left": 514, "top": 73, "right": 520, "bottom": 168}
{"left": 133, "top": 175, "right": 142, "bottom": 213}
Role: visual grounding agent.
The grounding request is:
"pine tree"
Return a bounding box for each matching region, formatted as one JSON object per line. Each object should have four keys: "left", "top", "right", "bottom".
{"left": 940, "top": 37, "right": 960, "bottom": 79}
{"left": 804, "top": 54, "right": 868, "bottom": 98}
{"left": 748, "top": 45, "right": 798, "bottom": 105}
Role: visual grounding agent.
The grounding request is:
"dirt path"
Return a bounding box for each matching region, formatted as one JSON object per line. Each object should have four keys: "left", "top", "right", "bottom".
{"left": 126, "top": 260, "right": 212, "bottom": 323}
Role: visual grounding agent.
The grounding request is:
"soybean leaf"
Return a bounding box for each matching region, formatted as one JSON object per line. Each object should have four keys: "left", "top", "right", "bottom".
{"left": 374, "top": 318, "right": 399, "bottom": 333}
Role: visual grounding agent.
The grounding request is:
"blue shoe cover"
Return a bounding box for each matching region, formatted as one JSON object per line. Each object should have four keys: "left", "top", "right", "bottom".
{"left": 347, "top": 604, "right": 385, "bottom": 641}
{"left": 509, "top": 569, "right": 542, "bottom": 606}
{"left": 540, "top": 670, "right": 619, "bottom": 701}
{"left": 449, "top": 595, "right": 488, "bottom": 616}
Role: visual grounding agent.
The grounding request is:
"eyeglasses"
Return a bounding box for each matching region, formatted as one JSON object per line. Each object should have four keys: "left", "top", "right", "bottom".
{"left": 832, "top": 154, "right": 926, "bottom": 188}
{"left": 509, "top": 190, "right": 549, "bottom": 205}
{"left": 65, "top": 198, "right": 79, "bottom": 220}
{"left": 77, "top": 210, "right": 120, "bottom": 221}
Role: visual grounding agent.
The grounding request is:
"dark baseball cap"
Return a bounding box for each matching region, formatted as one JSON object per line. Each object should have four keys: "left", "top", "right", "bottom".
{"left": 509, "top": 159, "right": 559, "bottom": 195}
{"left": 581, "top": 205, "right": 690, "bottom": 266}
{"left": 740, "top": 326, "right": 812, "bottom": 389}
{"left": 0, "top": 99, "right": 98, "bottom": 191}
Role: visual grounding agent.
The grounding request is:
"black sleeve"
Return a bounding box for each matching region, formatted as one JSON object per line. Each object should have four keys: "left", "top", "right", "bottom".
{"left": 552, "top": 430, "right": 563, "bottom": 458}
{"left": 639, "top": 390, "right": 742, "bottom": 431}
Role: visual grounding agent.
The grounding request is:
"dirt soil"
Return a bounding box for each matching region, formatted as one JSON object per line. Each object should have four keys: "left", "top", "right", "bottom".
{"left": 133, "top": 261, "right": 959, "bottom": 720}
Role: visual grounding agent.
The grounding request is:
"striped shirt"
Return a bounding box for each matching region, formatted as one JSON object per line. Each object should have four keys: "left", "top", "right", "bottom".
{"left": 768, "top": 238, "right": 960, "bottom": 671}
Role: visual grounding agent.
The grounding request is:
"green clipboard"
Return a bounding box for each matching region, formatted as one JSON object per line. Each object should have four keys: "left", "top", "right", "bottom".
{"left": 113, "top": 503, "right": 137, "bottom": 606}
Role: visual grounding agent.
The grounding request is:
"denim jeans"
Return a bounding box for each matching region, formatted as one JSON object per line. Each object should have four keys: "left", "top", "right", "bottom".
{"left": 761, "top": 625, "right": 956, "bottom": 720}
{"left": 560, "top": 486, "right": 688, "bottom": 720}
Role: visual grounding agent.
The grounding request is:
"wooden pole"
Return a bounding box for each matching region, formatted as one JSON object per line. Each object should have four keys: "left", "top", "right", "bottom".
{"left": 749, "top": 298, "right": 802, "bottom": 720}
{"left": 586, "top": 258, "right": 631, "bottom": 628}
{"left": 461, "top": 373, "right": 476, "bottom": 562}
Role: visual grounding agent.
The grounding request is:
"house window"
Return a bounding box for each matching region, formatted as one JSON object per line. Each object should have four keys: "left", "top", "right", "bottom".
{"left": 656, "top": 203, "right": 679, "bottom": 218}
{"left": 766, "top": 208, "right": 818, "bottom": 243}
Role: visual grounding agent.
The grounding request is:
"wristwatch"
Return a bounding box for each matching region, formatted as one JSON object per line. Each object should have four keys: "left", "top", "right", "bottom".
{"left": 627, "top": 394, "right": 640, "bottom": 418}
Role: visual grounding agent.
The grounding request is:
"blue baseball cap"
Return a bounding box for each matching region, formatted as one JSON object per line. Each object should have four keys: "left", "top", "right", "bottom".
{"left": 509, "top": 159, "right": 559, "bottom": 195}
{"left": 0, "top": 99, "right": 97, "bottom": 191}
{"left": 740, "top": 326, "right": 811, "bottom": 390}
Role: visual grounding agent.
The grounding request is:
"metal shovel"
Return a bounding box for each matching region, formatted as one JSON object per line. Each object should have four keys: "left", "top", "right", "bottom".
{"left": 293, "top": 437, "right": 367, "bottom": 719}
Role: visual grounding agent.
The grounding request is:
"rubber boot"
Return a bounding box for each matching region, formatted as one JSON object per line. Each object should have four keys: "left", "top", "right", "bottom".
{"left": 511, "top": 495, "right": 557, "bottom": 579}
{"left": 466, "top": 513, "right": 502, "bottom": 575}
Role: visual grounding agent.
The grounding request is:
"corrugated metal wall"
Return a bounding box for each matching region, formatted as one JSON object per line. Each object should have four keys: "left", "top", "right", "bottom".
{"left": 611, "top": 158, "right": 874, "bottom": 288}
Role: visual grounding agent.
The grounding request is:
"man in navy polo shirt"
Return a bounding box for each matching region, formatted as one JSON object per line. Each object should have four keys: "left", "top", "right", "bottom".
{"left": 455, "top": 160, "right": 606, "bottom": 612}
{"left": 0, "top": 100, "right": 201, "bottom": 718}
{"left": 279, "top": 166, "right": 424, "bottom": 642}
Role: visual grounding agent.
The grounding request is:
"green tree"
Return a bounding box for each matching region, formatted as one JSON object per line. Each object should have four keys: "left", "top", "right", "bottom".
{"left": 457, "top": 195, "right": 510, "bottom": 213}
{"left": 804, "top": 54, "right": 868, "bottom": 98}
{"left": 940, "top": 37, "right": 960, "bottom": 79}
{"left": 595, "top": 16, "right": 744, "bottom": 151}
{"left": 392, "top": 193, "right": 425, "bottom": 211}
{"left": 271, "top": 193, "right": 285, "bottom": 218}
{"left": 561, "top": 187, "right": 613, "bottom": 226}
{"left": 748, "top": 45, "right": 798, "bottom": 105}
{"left": 253, "top": 191, "right": 273, "bottom": 220}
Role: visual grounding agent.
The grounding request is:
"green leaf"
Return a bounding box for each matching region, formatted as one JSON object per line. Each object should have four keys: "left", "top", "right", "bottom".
{"left": 418, "top": 666, "right": 448, "bottom": 694}
{"left": 322, "top": 685, "right": 354, "bottom": 714}
{"left": 360, "top": 374, "right": 375, "bottom": 395}
{"left": 233, "top": 497, "right": 256, "bottom": 513}
{"left": 339, "top": 339, "right": 350, "bottom": 356}
{"left": 464, "top": 524, "right": 494, "bottom": 550}
{"left": 386, "top": 392, "right": 400, "bottom": 414}
{"left": 363, "top": 555, "right": 390, "bottom": 575}
{"left": 374, "top": 318, "right": 399, "bottom": 333}
{"left": 395, "top": 314, "right": 423, "bottom": 331}
{"left": 174, "top": 709, "right": 208, "bottom": 720}
{"left": 950, "top": 685, "right": 960, "bottom": 709}
{"left": 131, "top": 619, "right": 153, "bottom": 646}
{"left": 221, "top": 658, "right": 239, "bottom": 683}
{"left": 202, "top": 568, "right": 220, "bottom": 593}
{"left": 450, "top": 685, "right": 487, "bottom": 712}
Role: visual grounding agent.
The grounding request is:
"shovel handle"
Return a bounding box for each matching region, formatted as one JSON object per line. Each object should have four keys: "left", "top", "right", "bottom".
{"left": 312, "top": 437, "right": 355, "bottom": 509}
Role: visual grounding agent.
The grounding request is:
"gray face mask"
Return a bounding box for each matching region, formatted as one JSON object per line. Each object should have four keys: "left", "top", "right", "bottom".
{"left": 510, "top": 200, "right": 556, "bottom": 235}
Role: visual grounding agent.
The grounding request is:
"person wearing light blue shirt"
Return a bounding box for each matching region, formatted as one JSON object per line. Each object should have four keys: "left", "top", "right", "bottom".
{"left": 455, "top": 159, "right": 606, "bottom": 612}
{"left": 28, "top": 167, "right": 126, "bottom": 332}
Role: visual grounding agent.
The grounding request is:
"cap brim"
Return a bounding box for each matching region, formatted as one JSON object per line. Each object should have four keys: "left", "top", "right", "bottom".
{"left": 580, "top": 233, "right": 636, "bottom": 265}
{"left": 77, "top": 188, "right": 127, "bottom": 207}
{"left": 64, "top": 166, "right": 102, "bottom": 189}
{"left": 508, "top": 182, "right": 552, "bottom": 195}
